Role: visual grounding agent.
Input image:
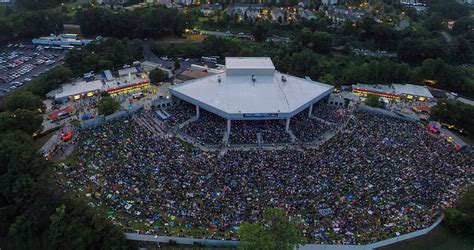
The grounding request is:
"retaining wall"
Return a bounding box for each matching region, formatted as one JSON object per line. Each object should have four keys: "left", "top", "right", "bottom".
{"left": 125, "top": 217, "right": 443, "bottom": 250}
{"left": 80, "top": 105, "right": 144, "bottom": 129}
{"left": 356, "top": 105, "right": 419, "bottom": 123}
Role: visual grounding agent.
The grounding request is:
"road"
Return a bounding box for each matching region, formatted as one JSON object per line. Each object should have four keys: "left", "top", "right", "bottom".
{"left": 142, "top": 41, "right": 197, "bottom": 75}
{"left": 197, "top": 29, "right": 292, "bottom": 43}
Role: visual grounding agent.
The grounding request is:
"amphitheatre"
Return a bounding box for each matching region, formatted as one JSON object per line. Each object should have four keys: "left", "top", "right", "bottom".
{"left": 58, "top": 58, "right": 473, "bottom": 245}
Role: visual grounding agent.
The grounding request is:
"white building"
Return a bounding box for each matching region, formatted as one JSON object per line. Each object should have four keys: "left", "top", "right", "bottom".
{"left": 170, "top": 57, "right": 333, "bottom": 133}
{"left": 322, "top": 0, "right": 338, "bottom": 5}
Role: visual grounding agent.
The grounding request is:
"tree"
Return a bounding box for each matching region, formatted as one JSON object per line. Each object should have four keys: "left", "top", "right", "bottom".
{"left": 238, "top": 224, "right": 276, "bottom": 250}
{"left": 452, "top": 17, "right": 474, "bottom": 35}
{"left": 174, "top": 60, "right": 181, "bottom": 70}
{"left": 238, "top": 208, "right": 303, "bottom": 250}
{"left": 3, "top": 91, "right": 43, "bottom": 112}
{"left": 444, "top": 185, "right": 474, "bottom": 236}
{"left": 97, "top": 96, "right": 120, "bottom": 116}
{"left": 365, "top": 94, "right": 382, "bottom": 108}
{"left": 430, "top": 99, "right": 474, "bottom": 136}
{"left": 427, "top": 0, "right": 469, "bottom": 20}
{"left": 149, "top": 68, "right": 168, "bottom": 84}
{"left": 311, "top": 31, "right": 333, "bottom": 54}
{"left": 415, "top": 59, "right": 473, "bottom": 97}
{"left": 0, "top": 130, "right": 131, "bottom": 249}
{"left": 297, "top": 29, "right": 332, "bottom": 54}
{"left": 252, "top": 20, "right": 270, "bottom": 42}
{"left": 263, "top": 208, "right": 303, "bottom": 249}
{"left": 25, "top": 66, "right": 72, "bottom": 97}
{"left": 76, "top": 6, "right": 194, "bottom": 39}
{"left": 424, "top": 13, "right": 444, "bottom": 31}
{"left": 16, "top": 0, "right": 62, "bottom": 10}
{"left": 0, "top": 110, "right": 43, "bottom": 135}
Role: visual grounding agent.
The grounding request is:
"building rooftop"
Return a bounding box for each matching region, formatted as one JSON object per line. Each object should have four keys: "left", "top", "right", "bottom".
{"left": 170, "top": 57, "right": 333, "bottom": 119}
{"left": 393, "top": 84, "right": 434, "bottom": 98}
{"left": 118, "top": 67, "right": 138, "bottom": 76}
{"left": 226, "top": 57, "right": 275, "bottom": 71}
{"left": 55, "top": 80, "right": 103, "bottom": 100}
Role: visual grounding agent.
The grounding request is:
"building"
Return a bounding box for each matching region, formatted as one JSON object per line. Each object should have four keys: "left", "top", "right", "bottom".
{"left": 300, "top": 9, "right": 316, "bottom": 20}
{"left": 146, "top": 0, "right": 172, "bottom": 4}
{"left": 53, "top": 68, "right": 150, "bottom": 103}
{"left": 226, "top": 4, "right": 264, "bottom": 20}
{"left": 54, "top": 80, "right": 104, "bottom": 103}
{"left": 400, "top": 0, "right": 420, "bottom": 4}
{"left": 352, "top": 83, "right": 434, "bottom": 102}
{"left": 326, "top": 6, "right": 366, "bottom": 23}
{"left": 97, "top": 0, "right": 128, "bottom": 5}
{"left": 200, "top": 3, "right": 221, "bottom": 16}
{"left": 32, "top": 34, "right": 93, "bottom": 48}
{"left": 322, "top": 0, "right": 337, "bottom": 5}
{"left": 170, "top": 57, "right": 333, "bottom": 133}
{"left": 392, "top": 84, "right": 434, "bottom": 101}
{"left": 271, "top": 8, "right": 285, "bottom": 24}
{"left": 352, "top": 84, "right": 400, "bottom": 99}
{"left": 140, "top": 61, "right": 173, "bottom": 78}
{"left": 118, "top": 67, "right": 138, "bottom": 77}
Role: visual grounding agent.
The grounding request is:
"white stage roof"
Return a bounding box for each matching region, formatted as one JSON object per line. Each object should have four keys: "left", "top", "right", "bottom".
{"left": 225, "top": 57, "right": 275, "bottom": 71}
{"left": 170, "top": 58, "right": 333, "bottom": 120}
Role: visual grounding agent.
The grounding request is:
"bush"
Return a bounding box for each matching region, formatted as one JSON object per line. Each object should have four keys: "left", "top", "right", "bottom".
{"left": 444, "top": 186, "right": 474, "bottom": 236}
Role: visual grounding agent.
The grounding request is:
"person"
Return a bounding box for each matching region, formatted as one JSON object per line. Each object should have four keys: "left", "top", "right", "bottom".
{"left": 60, "top": 108, "right": 473, "bottom": 244}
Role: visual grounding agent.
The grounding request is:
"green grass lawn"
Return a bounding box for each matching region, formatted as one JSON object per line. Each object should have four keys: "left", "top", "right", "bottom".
{"left": 380, "top": 224, "right": 474, "bottom": 250}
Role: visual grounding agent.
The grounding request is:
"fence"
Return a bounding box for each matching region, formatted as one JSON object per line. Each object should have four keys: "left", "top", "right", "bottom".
{"left": 80, "top": 105, "right": 144, "bottom": 129}
{"left": 125, "top": 216, "right": 443, "bottom": 250}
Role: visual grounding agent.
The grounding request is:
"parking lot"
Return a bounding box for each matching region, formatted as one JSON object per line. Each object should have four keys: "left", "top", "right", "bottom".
{"left": 0, "top": 44, "right": 66, "bottom": 96}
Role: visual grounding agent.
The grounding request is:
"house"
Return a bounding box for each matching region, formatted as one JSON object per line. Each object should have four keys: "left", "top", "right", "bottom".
{"left": 226, "top": 4, "right": 263, "bottom": 21}
{"left": 322, "top": 0, "right": 338, "bottom": 5}
{"left": 145, "top": 0, "right": 172, "bottom": 5}
{"left": 200, "top": 3, "right": 221, "bottom": 16}
{"left": 326, "top": 6, "right": 366, "bottom": 23}
{"left": 301, "top": 9, "right": 316, "bottom": 20}
{"left": 271, "top": 8, "right": 285, "bottom": 24}
{"left": 97, "top": 0, "right": 128, "bottom": 5}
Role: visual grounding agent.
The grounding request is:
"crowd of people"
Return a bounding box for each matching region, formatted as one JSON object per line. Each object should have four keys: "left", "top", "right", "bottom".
{"left": 291, "top": 112, "right": 336, "bottom": 143}
{"left": 229, "top": 120, "right": 291, "bottom": 145}
{"left": 312, "top": 103, "right": 350, "bottom": 125}
{"left": 162, "top": 102, "right": 195, "bottom": 130}
{"left": 70, "top": 95, "right": 101, "bottom": 118}
{"left": 61, "top": 109, "right": 473, "bottom": 245}
{"left": 183, "top": 110, "right": 226, "bottom": 145}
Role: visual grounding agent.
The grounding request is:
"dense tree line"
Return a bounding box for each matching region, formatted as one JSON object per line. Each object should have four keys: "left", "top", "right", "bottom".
{"left": 23, "top": 66, "right": 73, "bottom": 97}
{"left": 444, "top": 185, "right": 474, "bottom": 236}
{"left": 238, "top": 208, "right": 303, "bottom": 250}
{"left": 0, "top": 131, "right": 131, "bottom": 249}
{"left": 152, "top": 36, "right": 474, "bottom": 97}
{"left": 0, "top": 9, "right": 64, "bottom": 43}
{"left": 430, "top": 99, "right": 474, "bottom": 137}
{"left": 65, "top": 38, "right": 144, "bottom": 76}
{"left": 98, "top": 95, "right": 120, "bottom": 116}
{"left": 76, "top": 6, "right": 195, "bottom": 39}
{"left": 15, "top": 0, "right": 71, "bottom": 10}
{"left": 0, "top": 87, "right": 132, "bottom": 249}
